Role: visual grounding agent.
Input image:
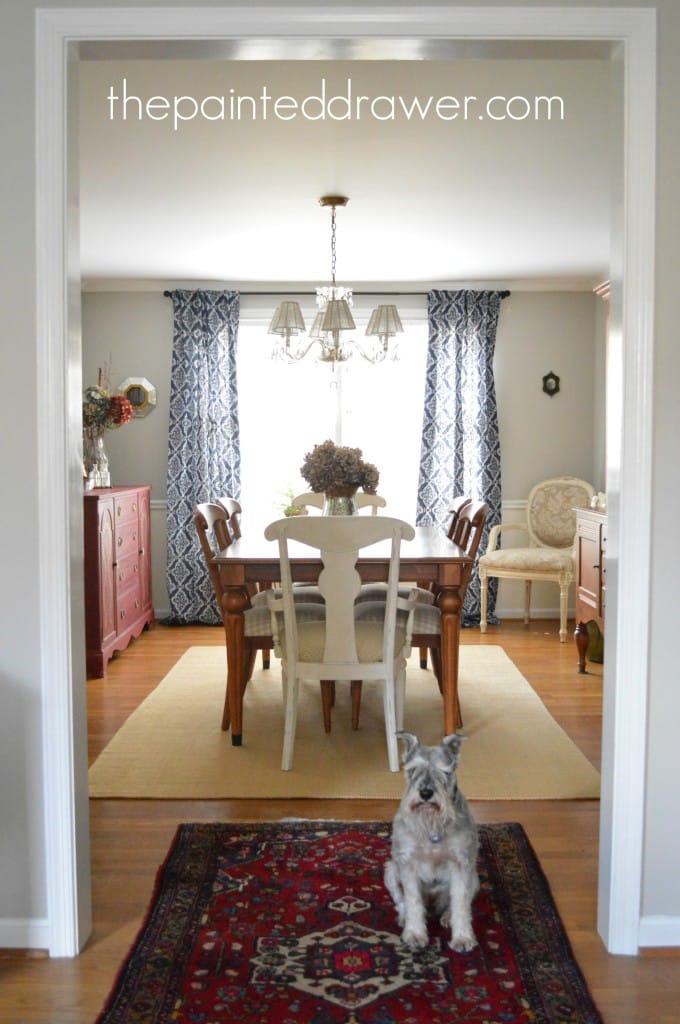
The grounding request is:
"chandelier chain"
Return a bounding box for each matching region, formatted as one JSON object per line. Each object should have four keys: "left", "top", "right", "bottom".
{"left": 330, "top": 205, "right": 337, "bottom": 284}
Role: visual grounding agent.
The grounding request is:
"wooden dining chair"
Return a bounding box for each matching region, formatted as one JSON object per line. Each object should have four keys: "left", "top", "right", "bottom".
{"left": 264, "top": 515, "right": 416, "bottom": 771}
{"left": 215, "top": 495, "right": 243, "bottom": 539}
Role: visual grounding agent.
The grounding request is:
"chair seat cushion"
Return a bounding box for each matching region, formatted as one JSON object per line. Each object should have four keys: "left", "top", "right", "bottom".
{"left": 245, "top": 601, "right": 325, "bottom": 637}
{"left": 355, "top": 583, "right": 435, "bottom": 605}
{"left": 355, "top": 599, "right": 441, "bottom": 637}
{"left": 284, "top": 617, "right": 408, "bottom": 662}
{"left": 251, "top": 586, "right": 324, "bottom": 607}
{"left": 479, "top": 546, "right": 574, "bottom": 574}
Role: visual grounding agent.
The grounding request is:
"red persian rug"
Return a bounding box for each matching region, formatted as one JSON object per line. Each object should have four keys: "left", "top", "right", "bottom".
{"left": 96, "top": 821, "right": 603, "bottom": 1023}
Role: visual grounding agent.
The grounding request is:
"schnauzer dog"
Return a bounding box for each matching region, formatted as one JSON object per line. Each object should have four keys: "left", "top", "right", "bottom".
{"left": 384, "top": 731, "right": 479, "bottom": 952}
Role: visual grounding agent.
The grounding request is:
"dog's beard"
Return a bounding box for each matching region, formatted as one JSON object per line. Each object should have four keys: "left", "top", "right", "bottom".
{"left": 408, "top": 797, "right": 452, "bottom": 843}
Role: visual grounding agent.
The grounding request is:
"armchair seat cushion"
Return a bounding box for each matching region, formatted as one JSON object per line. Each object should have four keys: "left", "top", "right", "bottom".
{"left": 479, "top": 546, "right": 574, "bottom": 574}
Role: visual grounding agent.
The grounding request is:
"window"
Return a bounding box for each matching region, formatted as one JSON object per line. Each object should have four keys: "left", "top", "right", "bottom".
{"left": 236, "top": 306, "right": 428, "bottom": 523}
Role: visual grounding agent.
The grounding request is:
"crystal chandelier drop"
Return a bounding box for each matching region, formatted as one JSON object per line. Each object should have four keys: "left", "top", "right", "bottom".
{"left": 267, "top": 196, "right": 403, "bottom": 365}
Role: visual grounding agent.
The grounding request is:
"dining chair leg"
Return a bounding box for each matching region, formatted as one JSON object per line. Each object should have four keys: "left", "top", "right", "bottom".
{"left": 430, "top": 649, "right": 444, "bottom": 694}
{"left": 281, "top": 673, "right": 300, "bottom": 770}
{"left": 395, "top": 665, "right": 406, "bottom": 732}
{"left": 262, "top": 648, "right": 271, "bottom": 669}
{"left": 350, "top": 680, "right": 362, "bottom": 730}
{"left": 382, "top": 675, "right": 400, "bottom": 772}
{"left": 321, "top": 680, "right": 334, "bottom": 733}
{"left": 419, "top": 646, "right": 429, "bottom": 669}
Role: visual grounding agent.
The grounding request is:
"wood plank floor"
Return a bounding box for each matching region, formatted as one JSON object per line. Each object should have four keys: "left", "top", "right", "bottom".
{"left": 2, "top": 620, "right": 680, "bottom": 1024}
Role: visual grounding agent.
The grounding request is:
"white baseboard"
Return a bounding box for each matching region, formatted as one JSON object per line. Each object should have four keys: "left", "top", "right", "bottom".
{"left": 494, "top": 606, "right": 569, "bottom": 621}
{"left": 638, "top": 915, "right": 680, "bottom": 948}
{"left": 0, "top": 917, "right": 50, "bottom": 950}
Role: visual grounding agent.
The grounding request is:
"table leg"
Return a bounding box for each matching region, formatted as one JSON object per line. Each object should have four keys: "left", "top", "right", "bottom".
{"left": 222, "top": 587, "right": 250, "bottom": 744}
{"left": 437, "top": 586, "right": 464, "bottom": 734}
{"left": 575, "top": 621, "right": 590, "bottom": 674}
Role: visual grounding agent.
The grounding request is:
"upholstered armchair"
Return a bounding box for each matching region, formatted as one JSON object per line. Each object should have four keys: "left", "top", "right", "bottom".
{"left": 478, "top": 476, "right": 594, "bottom": 641}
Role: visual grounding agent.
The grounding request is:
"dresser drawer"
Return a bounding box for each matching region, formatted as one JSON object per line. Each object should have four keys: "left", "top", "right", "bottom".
{"left": 114, "top": 521, "right": 140, "bottom": 559}
{"left": 115, "top": 550, "right": 142, "bottom": 595}
{"left": 115, "top": 490, "right": 142, "bottom": 525}
{"left": 116, "top": 587, "right": 144, "bottom": 630}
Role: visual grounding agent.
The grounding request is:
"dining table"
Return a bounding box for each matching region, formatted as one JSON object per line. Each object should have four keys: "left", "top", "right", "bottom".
{"left": 211, "top": 523, "right": 473, "bottom": 746}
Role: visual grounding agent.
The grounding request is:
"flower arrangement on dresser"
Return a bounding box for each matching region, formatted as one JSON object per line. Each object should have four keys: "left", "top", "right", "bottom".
{"left": 82, "top": 378, "right": 134, "bottom": 489}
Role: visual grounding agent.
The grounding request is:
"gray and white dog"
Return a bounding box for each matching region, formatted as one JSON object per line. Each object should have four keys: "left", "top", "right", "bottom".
{"left": 384, "top": 731, "right": 479, "bottom": 953}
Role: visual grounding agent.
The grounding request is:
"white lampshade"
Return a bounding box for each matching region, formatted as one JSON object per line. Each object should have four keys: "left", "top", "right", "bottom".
{"left": 320, "top": 298, "right": 356, "bottom": 333}
{"left": 268, "top": 301, "right": 306, "bottom": 336}
{"left": 365, "top": 304, "right": 404, "bottom": 338}
{"left": 308, "top": 310, "right": 327, "bottom": 340}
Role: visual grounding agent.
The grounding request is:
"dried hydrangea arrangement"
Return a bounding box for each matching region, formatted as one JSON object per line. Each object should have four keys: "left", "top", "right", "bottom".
{"left": 300, "top": 439, "right": 379, "bottom": 495}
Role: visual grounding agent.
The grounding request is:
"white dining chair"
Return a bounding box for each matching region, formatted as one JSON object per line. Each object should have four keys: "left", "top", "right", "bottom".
{"left": 264, "top": 515, "right": 416, "bottom": 771}
{"left": 292, "top": 491, "right": 387, "bottom": 515}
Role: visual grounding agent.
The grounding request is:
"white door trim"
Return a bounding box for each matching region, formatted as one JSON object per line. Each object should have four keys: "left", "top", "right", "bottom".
{"left": 35, "top": 5, "right": 655, "bottom": 955}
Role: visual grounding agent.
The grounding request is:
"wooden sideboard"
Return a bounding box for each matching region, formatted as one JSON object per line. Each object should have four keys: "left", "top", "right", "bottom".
{"left": 84, "top": 485, "right": 154, "bottom": 677}
{"left": 574, "top": 506, "right": 607, "bottom": 673}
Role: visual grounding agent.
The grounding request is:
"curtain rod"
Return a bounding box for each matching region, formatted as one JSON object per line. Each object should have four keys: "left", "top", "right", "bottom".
{"left": 163, "top": 289, "right": 511, "bottom": 298}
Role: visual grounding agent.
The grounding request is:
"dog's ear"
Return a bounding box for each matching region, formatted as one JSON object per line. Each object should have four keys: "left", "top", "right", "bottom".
{"left": 396, "top": 731, "right": 420, "bottom": 762}
{"left": 440, "top": 732, "right": 466, "bottom": 766}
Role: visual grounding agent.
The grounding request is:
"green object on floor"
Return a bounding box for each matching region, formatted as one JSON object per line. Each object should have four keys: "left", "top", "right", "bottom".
{"left": 587, "top": 620, "right": 604, "bottom": 663}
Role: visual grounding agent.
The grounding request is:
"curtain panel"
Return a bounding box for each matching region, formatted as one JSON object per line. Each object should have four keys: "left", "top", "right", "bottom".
{"left": 165, "top": 289, "right": 241, "bottom": 624}
{"left": 417, "top": 289, "right": 509, "bottom": 625}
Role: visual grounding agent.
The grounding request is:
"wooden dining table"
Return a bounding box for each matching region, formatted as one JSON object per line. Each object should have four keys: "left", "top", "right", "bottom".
{"left": 212, "top": 524, "right": 472, "bottom": 746}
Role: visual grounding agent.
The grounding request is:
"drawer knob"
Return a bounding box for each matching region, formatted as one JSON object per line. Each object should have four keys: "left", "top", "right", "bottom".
{"left": 118, "top": 537, "right": 123, "bottom": 547}
{"left": 120, "top": 609, "right": 126, "bottom": 621}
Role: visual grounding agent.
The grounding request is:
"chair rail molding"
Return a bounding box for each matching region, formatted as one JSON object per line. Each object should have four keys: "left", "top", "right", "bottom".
{"left": 36, "top": 4, "right": 655, "bottom": 957}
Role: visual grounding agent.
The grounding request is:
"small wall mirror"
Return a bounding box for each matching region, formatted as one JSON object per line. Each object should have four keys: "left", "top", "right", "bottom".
{"left": 118, "top": 376, "right": 158, "bottom": 418}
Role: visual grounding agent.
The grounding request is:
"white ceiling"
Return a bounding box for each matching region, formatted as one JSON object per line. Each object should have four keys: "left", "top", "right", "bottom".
{"left": 79, "top": 50, "right": 616, "bottom": 292}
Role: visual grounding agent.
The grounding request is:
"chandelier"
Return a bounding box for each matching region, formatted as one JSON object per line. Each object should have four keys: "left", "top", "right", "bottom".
{"left": 267, "top": 196, "right": 403, "bottom": 365}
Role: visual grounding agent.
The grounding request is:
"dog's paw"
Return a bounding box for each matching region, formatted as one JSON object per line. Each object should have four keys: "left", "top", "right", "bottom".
{"left": 401, "top": 927, "right": 428, "bottom": 951}
{"left": 449, "top": 933, "right": 477, "bottom": 953}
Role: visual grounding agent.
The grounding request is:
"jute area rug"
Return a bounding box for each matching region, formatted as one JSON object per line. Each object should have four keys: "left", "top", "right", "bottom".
{"left": 95, "top": 821, "right": 604, "bottom": 1024}
{"left": 88, "top": 645, "right": 600, "bottom": 800}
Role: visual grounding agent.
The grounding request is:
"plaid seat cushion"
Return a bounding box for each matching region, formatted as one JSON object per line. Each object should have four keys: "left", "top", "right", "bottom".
{"left": 245, "top": 601, "right": 325, "bottom": 637}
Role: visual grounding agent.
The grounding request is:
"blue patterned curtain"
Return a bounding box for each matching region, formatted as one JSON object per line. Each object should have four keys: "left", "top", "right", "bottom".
{"left": 417, "top": 289, "right": 509, "bottom": 625}
{"left": 165, "top": 289, "right": 241, "bottom": 624}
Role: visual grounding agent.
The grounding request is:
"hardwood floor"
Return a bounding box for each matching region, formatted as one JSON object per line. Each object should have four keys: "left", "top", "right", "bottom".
{"left": 2, "top": 620, "right": 680, "bottom": 1023}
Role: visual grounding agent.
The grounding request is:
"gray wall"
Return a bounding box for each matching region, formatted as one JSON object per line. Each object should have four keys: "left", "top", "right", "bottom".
{"left": 1, "top": 0, "right": 679, "bottom": 951}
